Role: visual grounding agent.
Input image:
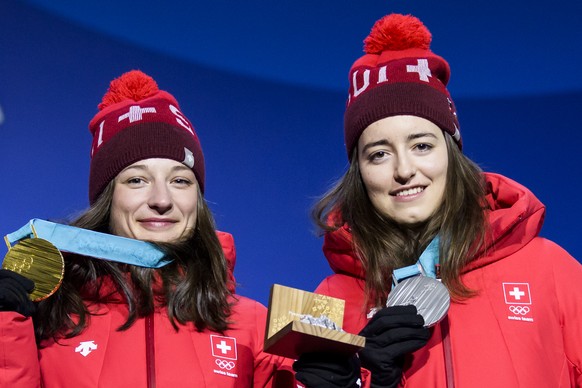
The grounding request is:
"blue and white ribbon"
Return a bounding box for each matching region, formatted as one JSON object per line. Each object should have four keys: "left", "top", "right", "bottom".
{"left": 4, "top": 219, "right": 171, "bottom": 268}
{"left": 392, "top": 236, "right": 440, "bottom": 286}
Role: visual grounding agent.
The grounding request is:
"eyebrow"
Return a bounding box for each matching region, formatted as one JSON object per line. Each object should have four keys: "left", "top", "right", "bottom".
{"left": 408, "top": 132, "right": 438, "bottom": 141}
{"left": 361, "top": 132, "right": 438, "bottom": 153}
{"left": 361, "top": 139, "right": 390, "bottom": 153}
{"left": 120, "top": 164, "right": 192, "bottom": 173}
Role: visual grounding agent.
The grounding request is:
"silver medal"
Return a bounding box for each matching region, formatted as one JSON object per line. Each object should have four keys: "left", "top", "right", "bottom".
{"left": 386, "top": 275, "right": 450, "bottom": 327}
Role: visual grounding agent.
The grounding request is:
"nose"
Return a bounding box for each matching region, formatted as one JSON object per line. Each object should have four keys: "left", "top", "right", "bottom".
{"left": 147, "top": 182, "right": 173, "bottom": 214}
{"left": 393, "top": 153, "right": 416, "bottom": 183}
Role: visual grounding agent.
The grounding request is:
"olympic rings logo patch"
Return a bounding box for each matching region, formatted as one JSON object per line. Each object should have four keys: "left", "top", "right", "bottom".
{"left": 509, "top": 305, "right": 530, "bottom": 315}
{"left": 215, "top": 359, "right": 236, "bottom": 370}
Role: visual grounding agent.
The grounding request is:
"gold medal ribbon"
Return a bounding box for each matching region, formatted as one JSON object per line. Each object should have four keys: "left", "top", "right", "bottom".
{"left": 3, "top": 219, "right": 169, "bottom": 301}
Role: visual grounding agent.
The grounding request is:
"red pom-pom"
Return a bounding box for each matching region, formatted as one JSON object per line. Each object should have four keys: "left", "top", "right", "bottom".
{"left": 98, "top": 70, "right": 159, "bottom": 110}
{"left": 364, "top": 14, "right": 432, "bottom": 54}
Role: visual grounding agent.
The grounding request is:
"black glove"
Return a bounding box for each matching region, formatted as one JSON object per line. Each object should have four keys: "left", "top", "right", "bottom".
{"left": 358, "top": 305, "right": 430, "bottom": 388}
{"left": 0, "top": 269, "right": 36, "bottom": 317}
{"left": 293, "top": 351, "right": 361, "bottom": 388}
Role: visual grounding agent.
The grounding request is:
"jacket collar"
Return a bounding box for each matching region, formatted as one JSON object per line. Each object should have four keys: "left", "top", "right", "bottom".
{"left": 321, "top": 172, "right": 545, "bottom": 278}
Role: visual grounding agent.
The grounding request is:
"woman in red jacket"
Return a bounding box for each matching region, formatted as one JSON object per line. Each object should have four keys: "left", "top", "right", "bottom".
{"left": 0, "top": 70, "right": 294, "bottom": 387}
{"left": 294, "top": 13, "right": 582, "bottom": 388}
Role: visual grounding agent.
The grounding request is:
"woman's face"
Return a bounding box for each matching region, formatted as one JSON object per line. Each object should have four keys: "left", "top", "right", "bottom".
{"left": 357, "top": 115, "right": 448, "bottom": 226}
{"left": 109, "top": 158, "right": 198, "bottom": 242}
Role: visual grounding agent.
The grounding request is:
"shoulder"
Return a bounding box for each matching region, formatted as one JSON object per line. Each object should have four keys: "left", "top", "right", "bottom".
{"left": 508, "top": 237, "right": 579, "bottom": 272}
{"left": 483, "top": 236, "right": 581, "bottom": 314}
{"left": 532, "top": 237, "right": 582, "bottom": 299}
{"left": 227, "top": 294, "right": 268, "bottom": 333}
{"left": 315, "top": 273, "right": 365, "bottom": 298}
{"left": 229, "top": 294, "right": 267, "bottom": 313}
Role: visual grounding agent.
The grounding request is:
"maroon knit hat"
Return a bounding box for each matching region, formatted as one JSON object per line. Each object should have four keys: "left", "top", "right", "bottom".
{"left": 344, "top": 14, "right": 461, "bottom": 159}
{"left": 88, "top": 70, "right": 205, "bottom": 204}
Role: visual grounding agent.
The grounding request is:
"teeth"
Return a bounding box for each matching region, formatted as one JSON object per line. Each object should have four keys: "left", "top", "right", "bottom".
{"left": 396, "top": 187, "right": 424, "bottom": 196}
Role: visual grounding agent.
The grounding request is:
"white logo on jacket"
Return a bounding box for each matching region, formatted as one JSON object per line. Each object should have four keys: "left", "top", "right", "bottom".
{"left": 210, "top": 335, "right": 239, "bottom": 378}
{"left": 75, "top": 341, "right": 98, "bottom": 357}
{"left": 503, "top": 282, "right": 534, "bottom": 322}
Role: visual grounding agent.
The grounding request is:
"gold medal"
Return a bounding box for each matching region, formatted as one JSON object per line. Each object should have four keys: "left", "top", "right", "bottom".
{"left": 3, "top": 237, "right": 64, "bottom": 301}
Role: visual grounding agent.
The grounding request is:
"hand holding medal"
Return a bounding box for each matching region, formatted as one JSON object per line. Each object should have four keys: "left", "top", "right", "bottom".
{"left": 3, "top": 234, "right": 64, "bottom": 302}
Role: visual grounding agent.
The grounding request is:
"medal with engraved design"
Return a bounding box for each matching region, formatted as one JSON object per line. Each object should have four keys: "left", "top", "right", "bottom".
{"left": 386, "top": 275, "right": 450, "bottom": 327}
{"left": 3, "top": 237, "right": 64, "bottom": 301}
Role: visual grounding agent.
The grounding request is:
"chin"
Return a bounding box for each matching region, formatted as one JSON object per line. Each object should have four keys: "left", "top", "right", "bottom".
{"left": 395, "top": 214, "right": 431, "bottom": 227}
{"left": 134, "top": 232, "right": 177, "bottom": 243}
{"left": 130, "top": 225, "right": 194, "bottom": 242}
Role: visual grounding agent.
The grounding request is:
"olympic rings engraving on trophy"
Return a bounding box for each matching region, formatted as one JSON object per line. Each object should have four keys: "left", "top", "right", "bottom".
{"left": 509, "top": 305, "right": 530, "bottom": 315}
{"left": 215, "top": 359, "right": 236, "bottom": 370}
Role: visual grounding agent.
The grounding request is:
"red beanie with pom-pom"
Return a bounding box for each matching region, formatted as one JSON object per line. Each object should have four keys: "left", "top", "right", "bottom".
{"left": 88, "top": 70, "right": 205, "bottom": 204}
{"left": 344, "top": 14, "right": 461, "bottom": 158}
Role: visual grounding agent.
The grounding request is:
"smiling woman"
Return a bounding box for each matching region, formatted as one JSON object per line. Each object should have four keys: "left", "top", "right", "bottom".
{"left": 293, "top": 13, "right": 582, "bottom": 388}
{"left": 110, "top": 159, "right": 199, "bottom": 242}
{"left": 0, "top": 70, "right": 296, "bottom": 387}
{"left": 357, "top": 116, "right": 449, "bottom": 226}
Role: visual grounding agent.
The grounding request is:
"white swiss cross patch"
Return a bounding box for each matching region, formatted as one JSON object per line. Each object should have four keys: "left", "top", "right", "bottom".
{"left": 211, "top": 335, "right": 237, "bottom": 360}
{"left": 503, "top": 283, "right": 532, "bottom": 305}
{"left": 407, "top": 59, "right": 432, "bottom": 82}
{"left": 118, "top": 105, "right": 157, "bottom": 123}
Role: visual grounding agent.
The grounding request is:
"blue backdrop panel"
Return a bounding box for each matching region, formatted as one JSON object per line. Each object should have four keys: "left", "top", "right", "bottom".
{"left": 1, "top": 0, "right": 580, "bottom": 306}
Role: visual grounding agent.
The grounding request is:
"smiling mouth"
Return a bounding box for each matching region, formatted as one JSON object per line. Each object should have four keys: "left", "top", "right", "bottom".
{"left": 394, "top": 187, "right": 425, "bottom": 197}
{"left": 139, "top": 219, "right": 177, "bottom": 228}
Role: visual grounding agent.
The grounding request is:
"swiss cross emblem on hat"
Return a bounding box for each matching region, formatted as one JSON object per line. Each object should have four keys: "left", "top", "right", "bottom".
{"left": 211, "top": 335, "right": 238, "bottom": 360}
{"left": 503, "top": 283, "right": 532, "bottom": 305}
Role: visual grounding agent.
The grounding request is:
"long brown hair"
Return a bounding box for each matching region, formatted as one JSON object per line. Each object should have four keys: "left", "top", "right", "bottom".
{"left": 34, "top": 181, "right": 232, "bottom": 343}
{"left": 313, "top": 133, "right": 488, "bottom": 306}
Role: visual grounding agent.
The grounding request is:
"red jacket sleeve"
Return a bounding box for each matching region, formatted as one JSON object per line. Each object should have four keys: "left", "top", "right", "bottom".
{"left": 0, "top": 312, "right": 40, "bottom": 387}
{"left": 315, "top": 276, "right": 372, "bottom": 388}
{"left": 550, "top": 242, "right": 582, "bottom": 387}
{"left": 237, "top": 296, "right": 296, "bottom": 388}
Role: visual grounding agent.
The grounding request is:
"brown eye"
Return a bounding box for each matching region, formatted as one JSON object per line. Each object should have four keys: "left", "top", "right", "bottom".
{"left": 370, "top": 151, "right": 388, "bottom": 160}
{"left": 416, "top": 143, "right": 433, "bottom": 152}
{"left": 172, "top": 178, "right": 193, "bottom": 186}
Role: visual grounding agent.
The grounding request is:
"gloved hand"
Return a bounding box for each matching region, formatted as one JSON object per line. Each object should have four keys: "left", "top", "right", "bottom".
{"left": 359, "top": 305, "right": 431, "bottom": 388}
{"left": 293, "top": 351, "right": 361, "bottom": 387}
{"left": 0, "top": 269, "right": 36, "bottom": 317}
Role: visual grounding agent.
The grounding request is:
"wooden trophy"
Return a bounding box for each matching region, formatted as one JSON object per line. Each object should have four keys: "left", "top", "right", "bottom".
{"left": 264, "top": 284, "right": 365, "bottom": 360}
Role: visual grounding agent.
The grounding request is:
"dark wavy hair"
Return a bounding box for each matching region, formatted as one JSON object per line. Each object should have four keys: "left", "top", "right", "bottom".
{"left": 312, "top": 133, "right": 488, "bottom": 306}
{"left": 34, "top": 181, "right": 232, "bottom": 344}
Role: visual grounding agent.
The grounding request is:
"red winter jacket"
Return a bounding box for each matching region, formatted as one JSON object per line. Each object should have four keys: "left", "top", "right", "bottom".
{"left": 0, "top": 231, "right": 295, "bottom": 387}
{"left": 314, "top": 173, "right": 582, "bottom": 387}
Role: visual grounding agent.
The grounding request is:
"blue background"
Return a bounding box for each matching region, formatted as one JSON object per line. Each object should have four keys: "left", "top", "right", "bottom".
{"left": 1, "top": 0, "right": 581, "bottom": 306}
